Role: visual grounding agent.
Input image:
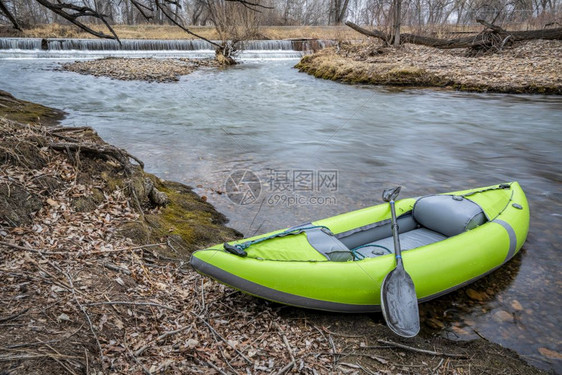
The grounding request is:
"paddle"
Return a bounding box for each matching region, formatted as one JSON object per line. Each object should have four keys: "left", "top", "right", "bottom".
{"left": 380, "top": 186, "right": 420, "bottom": 337}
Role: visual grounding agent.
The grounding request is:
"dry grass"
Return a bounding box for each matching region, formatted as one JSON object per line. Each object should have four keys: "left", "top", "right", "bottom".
{"left": 296, "top": 40, "right": 562, "bottom": 94}
{"left": 20, "top": 23, "right": 365, "bottom": 40}
{"left": 18, "top": 22, "right": 551, "bottom": 41}
{"left": 22, "top": 23, "right": 219, "bottom": 40}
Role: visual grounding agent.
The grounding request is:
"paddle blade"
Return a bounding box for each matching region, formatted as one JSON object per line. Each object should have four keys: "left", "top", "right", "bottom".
{"left": 380, "top": 266, "right": 420, "bottom": 338}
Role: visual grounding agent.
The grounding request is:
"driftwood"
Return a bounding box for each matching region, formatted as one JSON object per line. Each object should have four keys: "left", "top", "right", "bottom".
{"left": 346, "top": 20, "right": 562, "bottom": 52}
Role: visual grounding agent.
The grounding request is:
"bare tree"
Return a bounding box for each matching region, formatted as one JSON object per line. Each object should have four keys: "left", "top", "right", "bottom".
{"left": 329, "top": 0, "right": 350, "bottom": 24}
{"left": 205, "top": 0, "right": 262, "bottom": 41}
{"left": 1, "top": 0, "right": 560, "bottom": 35}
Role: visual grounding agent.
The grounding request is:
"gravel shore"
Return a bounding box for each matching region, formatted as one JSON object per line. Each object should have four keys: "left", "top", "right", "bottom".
{"left": 62, "top": 57, "right": 219, "bottom": 82}
{"left": 296, "top": 40, "right": 562, "bottom": 94}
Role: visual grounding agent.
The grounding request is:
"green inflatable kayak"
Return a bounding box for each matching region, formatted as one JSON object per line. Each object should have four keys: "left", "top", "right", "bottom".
{"left": 190, "top": 182, "right": 529, "bottom": 313}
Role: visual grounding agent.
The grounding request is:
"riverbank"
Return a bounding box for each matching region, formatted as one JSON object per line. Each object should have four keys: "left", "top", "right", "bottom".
{"left": 295, "top": 40, "right": 562, "bottom": 94}
{"left": 62, "top": 57, "right": 218, "bottom": 82}
{"left": 0, "top": 92, "right": 549, "bottom": 374}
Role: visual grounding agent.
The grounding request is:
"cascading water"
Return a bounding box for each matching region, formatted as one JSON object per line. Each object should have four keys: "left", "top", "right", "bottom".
{"left": 0, "top": 37, "right": 333, "bottom": 60}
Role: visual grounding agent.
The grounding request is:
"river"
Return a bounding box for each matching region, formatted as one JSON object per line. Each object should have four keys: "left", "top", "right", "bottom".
{"left": 0, "top": 49, "right": 561, "bottom": 372}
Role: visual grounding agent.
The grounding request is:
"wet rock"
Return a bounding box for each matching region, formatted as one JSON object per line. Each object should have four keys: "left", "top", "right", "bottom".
{"left": 466, "top": 288, "right": 489, "bottom": 301}
{"left": 538, "top": 347, "right": 562, "bottom": 360}
{"left": 425, "top": 318, "right": 445, "bottom": 329}
{"left": 146, "top": 178, "right": 169, "bottom": 206}
{"left": 493, "top": 310, "right": 514, "bottom": 323}
{"left": 451, "top": 325, "right": 470, "bottom": 336}
{"left": 511, "top": 299, "right": 523, "bottom": 311}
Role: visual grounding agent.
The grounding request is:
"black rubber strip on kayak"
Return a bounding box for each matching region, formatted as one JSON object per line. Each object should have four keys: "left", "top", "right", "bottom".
{"left": 190, "top": 255, "right": 381, "bottom": 313}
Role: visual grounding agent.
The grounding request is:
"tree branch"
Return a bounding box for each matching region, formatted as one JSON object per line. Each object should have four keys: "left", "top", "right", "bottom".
{"left": 0, "top": 0, "right": 22, "bottom": 31}
{"left": 377, "top": 339, "right": 468, "bottom": 358}
{"left": 345, "top": 20, "right": 390, "bottom": 43}
{"left": 226, "top": 0, "right": 273, "bottom": 12}
{"left": 476, "top": 18, "right": 507, "bottom": 33}
{"left": 154, "top": 0, "right": 221, "bottom": 48}
{"left": 35, "top": 0, "right": 121, "bottom": 43}
{"left": 130, "top": 0, "right": 154, "bottom": 20}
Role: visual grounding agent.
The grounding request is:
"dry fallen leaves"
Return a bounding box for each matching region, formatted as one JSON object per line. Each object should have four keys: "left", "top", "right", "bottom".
{"left": 303, "top": 39, "right": 562, "bottom": 94}
{"left": 0, "top": 117, "right": 336, "bottom": 374}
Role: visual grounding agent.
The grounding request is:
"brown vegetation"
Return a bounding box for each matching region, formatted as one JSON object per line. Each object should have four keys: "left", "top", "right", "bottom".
{"left": 4, "top": 23, "right": 365, "bottom": 40}
{"left": 295, "top": 40, "right": 562, "bottom": 94}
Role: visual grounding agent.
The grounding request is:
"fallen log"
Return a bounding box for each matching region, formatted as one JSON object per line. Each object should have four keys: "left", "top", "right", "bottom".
{"left": 345, "top": 21, "right": 562, "bottom": 50}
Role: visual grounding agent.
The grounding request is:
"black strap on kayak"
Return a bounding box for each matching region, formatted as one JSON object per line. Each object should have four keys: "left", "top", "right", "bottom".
{"left": 223, "top": 225, "right": 333, "bottom": 257}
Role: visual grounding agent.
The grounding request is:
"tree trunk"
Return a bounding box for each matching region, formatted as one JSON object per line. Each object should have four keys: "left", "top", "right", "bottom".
{"left": 392, "top": 0, "right": 401, "bottom": 46}
{"left": 346, "top": 20, "right": 562, "bottom": 49}
{"left": 337, "top": 0, "right": 350, "bottom": 24}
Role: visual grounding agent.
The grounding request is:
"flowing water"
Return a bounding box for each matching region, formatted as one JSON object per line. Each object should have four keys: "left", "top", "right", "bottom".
{"left": 0, "top": 37, "right": 328, "bottom": 59}
{"left": 0, "top": 47, "right": 561, "bottom": 372}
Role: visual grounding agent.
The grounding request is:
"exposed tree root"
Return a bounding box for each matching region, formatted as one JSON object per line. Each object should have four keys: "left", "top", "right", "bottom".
{"left": 48, "top": 142, "right": 144, "bottom": 171}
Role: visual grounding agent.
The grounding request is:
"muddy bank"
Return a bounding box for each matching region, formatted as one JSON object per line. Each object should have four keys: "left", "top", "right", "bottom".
{"left": 0, "top": 93, "right": 548, "bottom": 374}
{"left": 62, "top": 57, "right": 219, "bottom": 82}
{"left": 295, "top": 40, "right": 562, "bottom": 94}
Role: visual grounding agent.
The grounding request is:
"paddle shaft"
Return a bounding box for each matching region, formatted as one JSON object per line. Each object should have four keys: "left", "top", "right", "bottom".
{"left": 389, "top": 200, "right": 403, "bottom": 265}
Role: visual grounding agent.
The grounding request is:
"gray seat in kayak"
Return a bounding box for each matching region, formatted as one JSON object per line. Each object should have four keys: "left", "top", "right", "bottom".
{"left": 413, "top": 194, "right": 486, "bottom": 237}
{"left": 354, "top": 195, "right": 486, "bottom": 259}
{"left": 354, "top": 228, "right": 447, "bottom": 258}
